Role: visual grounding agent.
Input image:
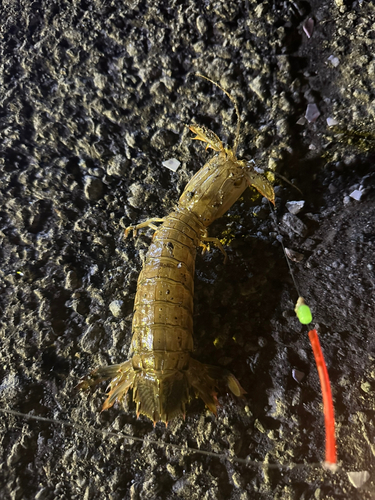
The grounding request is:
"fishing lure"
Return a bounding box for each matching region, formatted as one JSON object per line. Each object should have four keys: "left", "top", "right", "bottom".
{"left": 78, "top": 75, "right": 275, "bottom": 424}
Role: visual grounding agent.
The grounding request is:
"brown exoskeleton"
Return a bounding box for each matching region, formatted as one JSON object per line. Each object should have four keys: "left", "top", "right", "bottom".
{"left": 78, "top": 75, "right": 275, "bottom": 424}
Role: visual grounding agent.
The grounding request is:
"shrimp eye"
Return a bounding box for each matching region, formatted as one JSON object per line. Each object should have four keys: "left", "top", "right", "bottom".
{"left": 233, "top": 178, "right": 243, "bottom": 187}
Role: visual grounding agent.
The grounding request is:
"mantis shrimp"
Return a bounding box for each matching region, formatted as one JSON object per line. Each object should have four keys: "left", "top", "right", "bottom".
{"left": 78, "top": 75, "right": 275, "bottom": 424}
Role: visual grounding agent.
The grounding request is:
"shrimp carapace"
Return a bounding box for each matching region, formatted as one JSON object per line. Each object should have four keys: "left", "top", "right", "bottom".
{"left": 78, "top": 75, "right": 275, "bottom": 424}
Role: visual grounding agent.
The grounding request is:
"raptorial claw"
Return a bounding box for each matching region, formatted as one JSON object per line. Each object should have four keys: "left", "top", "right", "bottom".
{"left": 245, "top": 171, "right": 275, "bottom": 206}
{"left": 189, "top": 125, "right": 225, "bottom": 153}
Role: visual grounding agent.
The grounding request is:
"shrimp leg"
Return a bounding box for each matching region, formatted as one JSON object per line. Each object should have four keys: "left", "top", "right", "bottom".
{"left": 199, "top": 233, "right": 228, "bottom": 263}
{"left": 125, "top": 218, "right": 166, "bottom": 238}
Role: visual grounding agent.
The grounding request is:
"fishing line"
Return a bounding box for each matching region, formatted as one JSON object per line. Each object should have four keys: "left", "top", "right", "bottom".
{"left": 0, "top": 408, "right": 324, "bottom": 470}
{"left": 268, "top": 204, "right": 302, "bottom": 298}
{"left": 268, "top": 199, "right": 338, "bottom": 471}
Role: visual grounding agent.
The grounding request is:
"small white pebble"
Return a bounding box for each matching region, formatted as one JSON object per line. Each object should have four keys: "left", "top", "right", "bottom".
{"left": 347, "top": 471, "right": 370, "bottom": 488}
{"left": 326, "top": 117, "right": 339, "bottom": 127}
{"left": 327, "top": 55, "right": 340, "bottom": 67}
{"left": 349, "top": 189, "right": 364, "bottom": 201}
{"left": 296, "top": 117, "right": 306, "bottom": 125}
{"left": 109, "top": 300, "right": 124, "bottom": 317}
{"left": 285, "top": 248, "right": 304, "bottom": 262}
{"left": 303, "top": 18, "right": 314, "bottom": 38}
{"left": 286, "top": 200, "right": 305, "bottom": 215}
{"left": 162, "top": 158, "right": 181, "bottom": 172}
{"left": 292, "top": 369, "right": 305, "bottom": 382}
{"left": 305, "top": 103, "right": 320, "bottom": 123}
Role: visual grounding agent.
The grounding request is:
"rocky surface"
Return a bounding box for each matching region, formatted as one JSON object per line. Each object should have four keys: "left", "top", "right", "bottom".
{"left": 1, "top": 0, "right": 375, "bottom": 498}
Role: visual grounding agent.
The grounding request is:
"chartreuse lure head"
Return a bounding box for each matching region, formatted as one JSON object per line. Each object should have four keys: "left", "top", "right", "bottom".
{"left": 295, "top": 297, "right": 313, "bottom": 325}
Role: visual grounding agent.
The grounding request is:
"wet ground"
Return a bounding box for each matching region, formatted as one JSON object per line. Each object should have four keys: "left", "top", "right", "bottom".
{"left": 1, "top": 0, "right": 375, "bottom": 498}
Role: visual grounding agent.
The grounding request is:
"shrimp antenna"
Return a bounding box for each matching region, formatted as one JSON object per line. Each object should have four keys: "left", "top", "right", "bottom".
{"left": 196, "top": 73, "right": 241, "bottom": 156}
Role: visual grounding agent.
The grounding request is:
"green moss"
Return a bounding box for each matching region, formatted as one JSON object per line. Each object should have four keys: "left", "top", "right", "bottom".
{"left": 329, "top": 126, "right": 375, "bottom": 152}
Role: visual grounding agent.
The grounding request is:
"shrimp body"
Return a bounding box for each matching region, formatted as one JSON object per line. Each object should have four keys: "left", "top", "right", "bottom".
{"left": 127, "top": 209, "right": 202, "bottom": 422}
{"left": 78, "top": 81, "right": 275, "bottom": 424}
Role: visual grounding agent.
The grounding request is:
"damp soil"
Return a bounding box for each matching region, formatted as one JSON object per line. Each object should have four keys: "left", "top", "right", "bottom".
{"left": 1, "top": 1, "right": 375, "bottom": 499}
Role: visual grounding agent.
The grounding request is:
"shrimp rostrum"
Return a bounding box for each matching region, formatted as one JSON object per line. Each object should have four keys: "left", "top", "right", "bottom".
{"left": 78, "top": 75, "right": 275, "bottom": 424}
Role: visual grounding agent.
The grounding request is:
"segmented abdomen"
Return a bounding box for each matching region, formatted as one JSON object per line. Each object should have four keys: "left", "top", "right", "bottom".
{"left": 131, "top": 209, "right": 203, "bottom": 365}
{"left": 78, "top": 205, "right": 246, "bottom": 423}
